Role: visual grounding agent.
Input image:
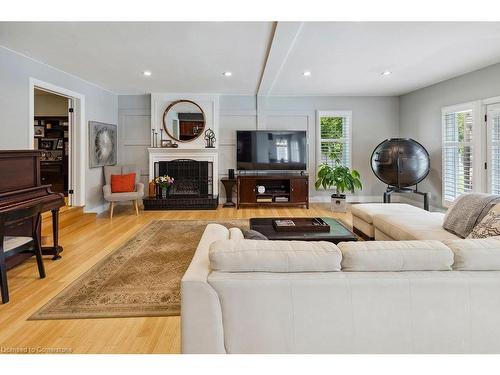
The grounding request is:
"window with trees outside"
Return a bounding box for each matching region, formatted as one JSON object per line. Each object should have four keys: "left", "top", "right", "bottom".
{"left": 442, "top": 105, "right": 474, "bottom": 206}
{"left": 318, "top": 111, "right": 352, "bottom": 169}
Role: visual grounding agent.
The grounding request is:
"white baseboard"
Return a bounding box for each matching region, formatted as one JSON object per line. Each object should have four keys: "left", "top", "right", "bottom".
{"left": 396, "top": 195, "right": 445, "bottom": 213}
{"left": 309, "top": 195, "right": 383, "bottom": 203}
{"left": 84, "top": 203, "right": 107, "bottom": 214}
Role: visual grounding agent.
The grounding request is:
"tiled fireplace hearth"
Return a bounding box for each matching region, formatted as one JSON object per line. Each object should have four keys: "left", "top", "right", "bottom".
{"left": 144, "top": 148, "right": 219, "bottom": 210}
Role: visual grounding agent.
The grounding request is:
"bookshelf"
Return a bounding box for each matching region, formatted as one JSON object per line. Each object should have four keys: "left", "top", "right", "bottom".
{"left": 34, "top": 116, "right": 69, "bottom": 196}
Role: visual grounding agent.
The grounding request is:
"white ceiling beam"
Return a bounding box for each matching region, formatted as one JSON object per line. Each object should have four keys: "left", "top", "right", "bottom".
{"left": 257, "top": 21, "right": 303, "bottom": 97}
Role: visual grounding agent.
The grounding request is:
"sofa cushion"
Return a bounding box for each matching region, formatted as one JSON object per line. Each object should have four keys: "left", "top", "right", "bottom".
{"left": 468, "top": 204, "right": 500, "bottom": 239}
{"left": 209, "top": 239, "right": 341, "bottom": 272}
{"left": 229, "top": 228, "right": 244, "bottom": 240}
{"left": 443, "top": 238, "right": 500, "bottom": 270}
{"left": 350, "top": 203, "right": 424, "bottom": 225}
{"left": 373, "top": 212, "right": 460, "bottom": 241}
{"left": 339, "top": 240, "right": 453, "bottom": 271}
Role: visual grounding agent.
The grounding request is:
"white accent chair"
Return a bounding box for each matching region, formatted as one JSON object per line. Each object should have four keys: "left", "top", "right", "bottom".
{"left": 103, "top": 165, "right": 144, "bottom": 219}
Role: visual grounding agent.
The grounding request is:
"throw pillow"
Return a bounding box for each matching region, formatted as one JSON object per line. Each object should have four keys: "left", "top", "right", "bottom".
{"left": 442, "top": 193, "right": 500, "bottom": 238}
{"left": 242, "top": 229, "right": 268, "bottom": 240}
{"left": 111, "top": 173, "right": 136, "bottom": 193}
{"left": 468, "top": 204, "right": 500, "bottom": 239}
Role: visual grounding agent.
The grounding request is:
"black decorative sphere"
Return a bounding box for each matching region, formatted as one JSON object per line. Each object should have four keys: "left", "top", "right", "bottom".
{"left": 371, "top": 138, "right": 430, "bottom": 188}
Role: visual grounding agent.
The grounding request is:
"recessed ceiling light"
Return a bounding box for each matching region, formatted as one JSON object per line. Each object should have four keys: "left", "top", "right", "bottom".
{"left": 303, "top": 71, "right": 311, "bottom": 77}
{"left": 143, "top": 71, "right": 152, "bottom": 77}
{"left": 381, "top": 70, "right": 392, "bottom": 77}
{"left": 222, "top": 71, "right": 232, "bottom": 77}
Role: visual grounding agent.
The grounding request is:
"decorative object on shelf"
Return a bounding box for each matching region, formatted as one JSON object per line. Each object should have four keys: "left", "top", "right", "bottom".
{"left": 56, "top": 139, "right": 63, "bottom": 150}
{"left": 163, "top": 99, "right": 206, "bottom": 143}
{"left": 315, "top": 159, "right": 362, "bottom": 213}
{"left": 34, "top": 125, "right": 45, "bottom": 138}
{"left": 257, "top": 185, "right": 266, "bottom": 194}
{"left": 154, "top": 131, "right": 159, "bottom": 147}
{"left": 221, "top": 178, "right": 236, "bottom": 207}
{"left": 204, "top": 128, "right": 216, "bottom": 148}
{"left": 160, "top": 129, "right": 164, "bottom": 144}
{"left": 228, "top": 168, "right": 235, "bottom": 180}
{"left": 161, "top": 139, "right": 172, "bottom": 148}
{"left": 371, "top": 138, "right": 431, "bottom": 210}
{"left": 148, "top": 180, "right": 156, "bottom": 197}
{"left": 89, "top": 121, "right": 117, "bottom": 168}
{"left": 39, "top": 139, "right": 55, "bottom": 150}
{"left": 154, "top": 175, "right": 175, "bottom": 198}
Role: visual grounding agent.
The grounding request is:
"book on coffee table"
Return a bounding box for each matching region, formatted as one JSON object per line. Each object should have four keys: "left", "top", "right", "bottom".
{"left": 272, "top": 218, "right": 330, "bottom": 232}
{"left": 274, "top": 219, "right": 295, "bottom": 227}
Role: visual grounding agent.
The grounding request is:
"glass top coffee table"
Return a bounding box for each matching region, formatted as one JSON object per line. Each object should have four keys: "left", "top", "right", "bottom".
{"left": 249, "top": 217, "right": 358, "bottom": 244}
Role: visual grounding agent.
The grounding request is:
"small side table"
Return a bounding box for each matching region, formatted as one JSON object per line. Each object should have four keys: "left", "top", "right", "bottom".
{"left": 221, "top": 178, "right": 236, "bottom": 207}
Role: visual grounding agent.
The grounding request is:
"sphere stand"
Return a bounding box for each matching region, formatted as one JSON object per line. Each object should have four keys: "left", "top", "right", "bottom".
{"left": 383, "top": 184, "right": 430, "bottom": 211}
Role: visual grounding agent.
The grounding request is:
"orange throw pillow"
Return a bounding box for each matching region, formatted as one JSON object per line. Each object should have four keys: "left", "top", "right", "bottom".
{"left": 111, "top": 173, "right": 136, "bottom": 193}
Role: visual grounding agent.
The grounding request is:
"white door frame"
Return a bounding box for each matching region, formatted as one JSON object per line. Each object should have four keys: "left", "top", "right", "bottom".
{"left": 29, "top": 78, "right": 86, "bottom": 207}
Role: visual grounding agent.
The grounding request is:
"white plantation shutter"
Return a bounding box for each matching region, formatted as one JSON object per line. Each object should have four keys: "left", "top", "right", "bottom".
{"left": 488, "top": 104, "right": 500, "bottom": 194}
{"left": 442, "top": 107, "right": 474, "bottom": 206}
{"left": 318, "top": 111, "right": 352, "bottom": 169}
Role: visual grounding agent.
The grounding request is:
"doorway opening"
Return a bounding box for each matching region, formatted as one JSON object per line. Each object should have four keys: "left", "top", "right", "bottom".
{"left": 29, "top": 78, "right": 85, "bottom": 209}
{"left": 33, "top": 88, "right": 72, "bottom": 205}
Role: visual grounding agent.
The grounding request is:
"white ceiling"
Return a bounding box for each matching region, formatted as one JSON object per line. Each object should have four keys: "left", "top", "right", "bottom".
{"left": 271, "top": 22, "right": 500, "bottom": 96}
{"left": 2, "top": 22, "right": 500, "bottom": 96}
{"left": 0, "top": 22, "right": 274, "bottom": 95}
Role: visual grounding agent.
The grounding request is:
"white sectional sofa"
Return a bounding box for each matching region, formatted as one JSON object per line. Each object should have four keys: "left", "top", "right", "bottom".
{"left": 181, "top": 223, "right": 500, "bottom": 354}
{"left": 351, "top": 203, "right": 460, "bottom": 241}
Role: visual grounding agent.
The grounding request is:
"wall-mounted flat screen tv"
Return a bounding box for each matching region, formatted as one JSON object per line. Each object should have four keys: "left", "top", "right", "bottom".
{"left": 236, "top": 130, "right": 307, "bottom": 170}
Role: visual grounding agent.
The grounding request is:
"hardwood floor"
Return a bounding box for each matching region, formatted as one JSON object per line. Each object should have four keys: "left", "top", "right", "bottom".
{"left": 0, "top": 203, "right": 351, "bottom": 354}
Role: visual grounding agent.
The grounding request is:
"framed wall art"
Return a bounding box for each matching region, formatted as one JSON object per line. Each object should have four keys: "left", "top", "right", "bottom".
{"left": 89, "top": 121, "right": 117, "bottom": 168}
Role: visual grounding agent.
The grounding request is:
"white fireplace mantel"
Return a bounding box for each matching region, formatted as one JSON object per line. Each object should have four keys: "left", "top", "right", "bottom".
{"left": 148, "top": 148, "right": 219, "bottom": 195}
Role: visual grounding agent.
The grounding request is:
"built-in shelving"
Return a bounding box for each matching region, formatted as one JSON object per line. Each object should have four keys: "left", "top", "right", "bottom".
{"left": 34, "top": 116, "right": 69, "bottom": 195}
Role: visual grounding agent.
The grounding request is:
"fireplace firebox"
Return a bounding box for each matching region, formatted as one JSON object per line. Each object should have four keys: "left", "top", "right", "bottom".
{"left": 143, "top": 159, "right": 218, "bottom": 210}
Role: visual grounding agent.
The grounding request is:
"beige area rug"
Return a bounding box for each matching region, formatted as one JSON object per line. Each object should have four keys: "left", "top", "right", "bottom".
{"left": 30, "top": 219, "right": 248, "bottom": 320}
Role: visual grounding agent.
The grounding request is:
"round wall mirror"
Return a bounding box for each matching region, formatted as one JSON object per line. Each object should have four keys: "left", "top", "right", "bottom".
{"left": 162, "top": 100, "right": 206, "bottom": 142}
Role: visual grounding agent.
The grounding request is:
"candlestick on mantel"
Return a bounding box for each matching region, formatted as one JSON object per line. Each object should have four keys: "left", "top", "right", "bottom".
{"left": 154, "top": 131, "right": 158, "bottom": 148}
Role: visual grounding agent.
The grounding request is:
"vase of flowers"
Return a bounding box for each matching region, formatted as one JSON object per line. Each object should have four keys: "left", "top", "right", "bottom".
{"left": 155, "top": 175, "right": 175, "bottom": 199}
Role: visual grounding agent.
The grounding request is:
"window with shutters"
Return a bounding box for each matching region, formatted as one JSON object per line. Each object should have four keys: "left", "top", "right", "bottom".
{"left": 487, "top": 103, "right": 500, "bottom": 194}
{"left": 442, "top": 105, "right": 474, "bottom": 206}
{"left": 318, "top": 111, "right": 351, "bottom": 169}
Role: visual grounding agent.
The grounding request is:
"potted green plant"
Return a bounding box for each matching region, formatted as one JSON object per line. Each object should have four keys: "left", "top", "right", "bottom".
{"left": 315, "top": 160, "right": 362, "bottom": 212}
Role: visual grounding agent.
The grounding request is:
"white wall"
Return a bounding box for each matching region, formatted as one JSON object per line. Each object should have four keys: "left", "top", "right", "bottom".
{"left": 116, "top": 94, "right": 399, "bottom": 202}
{"left": 118, "top": 95, "right": 151, "bottom": 189}
{"left": 399, "top": 62, "right": 500, "bottom": 209}
{"left": 220, "top": 95, "right": 400, "bottom": 201}
{"left": 0, "top": 46, "right": 118, "bottom": 212}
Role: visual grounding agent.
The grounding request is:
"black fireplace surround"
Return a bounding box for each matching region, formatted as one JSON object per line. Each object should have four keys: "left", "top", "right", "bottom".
{"left": 143, "top": 159, "right": 218, "bottom": 210}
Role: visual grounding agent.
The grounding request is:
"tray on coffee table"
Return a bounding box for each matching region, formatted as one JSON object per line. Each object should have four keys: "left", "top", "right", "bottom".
{"left": 250, "top": 217, "right": 357, "bottom": 244}
{"left": 272, "top": 217, "right": 330, "bottom": 232}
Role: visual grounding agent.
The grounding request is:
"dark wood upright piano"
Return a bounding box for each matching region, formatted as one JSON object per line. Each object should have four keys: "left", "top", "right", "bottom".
{"left": 0, "top": 150, "right": 65, "bottom": 269}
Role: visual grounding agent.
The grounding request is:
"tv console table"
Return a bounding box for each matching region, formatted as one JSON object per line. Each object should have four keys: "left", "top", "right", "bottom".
{"left": 237, "top": 175, "right": 309, "bottom": 209}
